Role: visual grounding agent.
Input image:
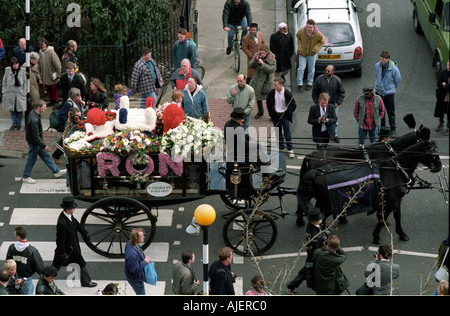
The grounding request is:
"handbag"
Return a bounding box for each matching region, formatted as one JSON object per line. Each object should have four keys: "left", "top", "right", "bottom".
{"left": 144, "top": 261, "right": 158, "bottom": 285}
{"left": 435, "top": 247, "right": 449, "bottom": 282}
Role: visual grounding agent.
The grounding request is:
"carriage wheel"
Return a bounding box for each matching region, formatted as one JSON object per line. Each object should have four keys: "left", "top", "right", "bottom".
{"left": 80, "top": 197, "right": 156, "bottom": 258}
{"left": 222, "top": 209, "right": 277, "bottom": 256}
{"left": 220, "top": 192, "right": 256, "bottom": 210}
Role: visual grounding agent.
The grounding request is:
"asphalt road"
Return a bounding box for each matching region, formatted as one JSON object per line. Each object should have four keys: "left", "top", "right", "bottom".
{"left": 0, "top": 0, "right": 448, "bottom": 297}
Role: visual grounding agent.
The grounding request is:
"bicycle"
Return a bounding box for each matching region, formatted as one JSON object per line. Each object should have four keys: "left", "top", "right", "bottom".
{"left": 195, "top": 60, "right": 205, "bottom": 80}
{"left": 156, "top": 62, "right": 175, "bottom": 108}
{"left": 231, "top": 25, "right": 242, "bottom": 73}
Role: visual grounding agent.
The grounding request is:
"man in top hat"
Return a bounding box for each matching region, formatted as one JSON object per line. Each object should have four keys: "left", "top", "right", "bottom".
{"left": 224, "top": 107, "right": 253, "bottom": 163}
{"left": 288, "top": 207, "right": 330, "bottom": 293}
{"left": 224, "top": 108, "right": 286, "bottom": 178}
{"left": 52, "top": 197, "right": 97, "bottom": 287}
{"left": 378, "top": 126, "right": 392, "bottom": 143}
{"left": 354, "top": 84, "right": 385, "bottom": 145}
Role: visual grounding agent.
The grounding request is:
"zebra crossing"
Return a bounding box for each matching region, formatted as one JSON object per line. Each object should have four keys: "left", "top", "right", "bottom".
{"left": 1, "top": 177, "right": 244, "bottom": 295}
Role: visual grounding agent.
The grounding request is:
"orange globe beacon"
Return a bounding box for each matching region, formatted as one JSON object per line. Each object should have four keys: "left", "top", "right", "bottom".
{"left": 194, "top": 204, "right": 216, "bottom": 226}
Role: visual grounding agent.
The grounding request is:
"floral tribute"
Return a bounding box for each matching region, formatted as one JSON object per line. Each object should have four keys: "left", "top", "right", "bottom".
{"left": 63, "top": 103, "right": 223, "bottom": 184}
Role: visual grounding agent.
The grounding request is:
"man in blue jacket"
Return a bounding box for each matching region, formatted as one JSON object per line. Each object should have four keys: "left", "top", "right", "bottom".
{"left": 374, "top": 50, "right": 401, "bottom": 137}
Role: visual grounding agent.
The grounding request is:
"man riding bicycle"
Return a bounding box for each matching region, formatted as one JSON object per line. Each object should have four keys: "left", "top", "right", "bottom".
{"left": 222, "top": 0, "right": 252, "bottom": 55}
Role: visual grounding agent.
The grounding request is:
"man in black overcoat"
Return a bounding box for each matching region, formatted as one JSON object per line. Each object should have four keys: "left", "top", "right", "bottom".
{"left": 270, "top": 22, "right": 294, "bottom": 80}
{"left": 52, "top": 196, "right": 97, "bottom": 287}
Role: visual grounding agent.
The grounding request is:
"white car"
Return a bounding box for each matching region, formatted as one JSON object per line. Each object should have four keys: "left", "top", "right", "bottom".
{"left": 291, "top": 0, "right": 364, "bottom": 77}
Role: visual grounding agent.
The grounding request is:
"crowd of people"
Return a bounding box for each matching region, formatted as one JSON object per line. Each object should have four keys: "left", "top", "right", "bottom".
{"left": 0, "top": 0, "right": 448, "bottom": 295}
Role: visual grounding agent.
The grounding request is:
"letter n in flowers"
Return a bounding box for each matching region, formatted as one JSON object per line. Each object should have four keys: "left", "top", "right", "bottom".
{"left": 159, "top": 152, "right": 183, "bottom": 176}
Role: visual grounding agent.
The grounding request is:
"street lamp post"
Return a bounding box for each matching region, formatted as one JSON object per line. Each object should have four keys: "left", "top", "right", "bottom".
{"left": 192, "top": 204, "right": 216, "bottom": 295}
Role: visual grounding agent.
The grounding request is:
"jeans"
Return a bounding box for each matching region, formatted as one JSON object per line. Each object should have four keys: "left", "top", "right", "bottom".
{"left": 21, "top": 276, "right": 34, "bottom": 295}
{"left": 227, "top": 17, "right": 248, "bottom": 48}
{"left": 243, "top": 114, "right": 250, "bottom": 130}
{"left": 272, "top": 113, "right": 292, "bottom": 150}
{"left": 23, "top": 143, "right": 60, "bottom": 178}
{"left": 141, "top": 92, "right": 157, "bottom": 109}
{"left": 297, "top": 54, "right": 317, "bottom": 86}
{"left": 128, "top": 280, "right": 146, "bottom": 295}
{"left": 10, "top": 110, "right": 23, "bottom": 126}
{"left": 358, "top": 126, "right": 379, "bottom": 145}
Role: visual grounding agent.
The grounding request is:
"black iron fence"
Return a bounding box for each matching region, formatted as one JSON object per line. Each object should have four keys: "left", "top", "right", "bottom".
{"left": 1, "top": 0, "right": 196, "bottom": 94}
{"left": 1, "top": 16, "right": 180, "bottom": 93}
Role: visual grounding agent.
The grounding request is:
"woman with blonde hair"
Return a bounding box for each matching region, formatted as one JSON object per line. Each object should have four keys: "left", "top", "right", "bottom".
{"left": 124, "top": 228, "right": 151, "bottom": 295}
{"left": 85, "top": 77, "right": 109, "bottom": 110}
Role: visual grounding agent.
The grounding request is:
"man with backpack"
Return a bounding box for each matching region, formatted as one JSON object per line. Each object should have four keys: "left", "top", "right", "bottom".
{"left": 173, "top": 28, "right": 198, "bottom": 70}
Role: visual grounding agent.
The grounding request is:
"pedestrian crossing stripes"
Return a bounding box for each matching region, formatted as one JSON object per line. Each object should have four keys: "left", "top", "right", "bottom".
{"left": 3, "top": 189, "right": 245, "bottom": 295}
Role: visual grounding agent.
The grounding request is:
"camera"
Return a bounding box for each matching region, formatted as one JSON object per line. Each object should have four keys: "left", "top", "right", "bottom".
{"left": 320, "top": 113, "right": 327, "bottom": 123}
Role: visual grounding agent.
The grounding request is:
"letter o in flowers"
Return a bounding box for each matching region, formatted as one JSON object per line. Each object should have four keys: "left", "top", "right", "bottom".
{"left": 125, "top": 154, "right": 154, "bottom": 176}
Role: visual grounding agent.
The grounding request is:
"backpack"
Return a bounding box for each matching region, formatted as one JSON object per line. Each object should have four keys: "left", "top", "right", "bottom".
{"left": 49, "top": 109, "right": 65, "bottom": 132}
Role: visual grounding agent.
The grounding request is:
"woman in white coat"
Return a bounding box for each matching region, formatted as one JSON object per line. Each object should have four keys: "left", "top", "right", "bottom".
{"left": 2, "top": 57, "right": 27, "bottom": 130}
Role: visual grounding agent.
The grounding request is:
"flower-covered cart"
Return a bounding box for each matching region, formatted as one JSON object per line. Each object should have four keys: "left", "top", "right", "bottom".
{"left": 63, "top": 104, "right": 225, "bottom": 258}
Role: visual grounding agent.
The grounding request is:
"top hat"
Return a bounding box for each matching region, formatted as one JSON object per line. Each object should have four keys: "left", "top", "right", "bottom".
{"left": 378, "top": 126, "right": 392, "bottom": 138}
{"left": 230, "top": 107, "right": 246, "bottom": 120}
{"left": 307, "top": 207, "right": 323, "bottom": 222}
{"left": 60, "top": 196, "right": 78, "bottom": 210}
{"left": 362, "top": 85, "right": 373, "bottom": 94}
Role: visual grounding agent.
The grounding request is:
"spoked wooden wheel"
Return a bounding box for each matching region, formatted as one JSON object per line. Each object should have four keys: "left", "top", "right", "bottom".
{"left": 220, "top": 192, "right": 256, "bottom": 210}
{"left": 222, "top": 209, "right": 277, "bottom": 256}
{"left": 80, "top": 197, "right": 156, "bottom": 258}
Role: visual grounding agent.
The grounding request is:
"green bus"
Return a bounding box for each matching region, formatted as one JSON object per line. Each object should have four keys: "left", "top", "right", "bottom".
{"left": 411, "top": 0, "right": 450, "bottom": 77}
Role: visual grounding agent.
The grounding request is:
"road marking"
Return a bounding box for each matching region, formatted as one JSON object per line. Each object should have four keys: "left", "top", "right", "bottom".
{"left": 0, "top": 241, "right": 169, "bottom": 262}
{"left": 9, "top": 208, "right": 173, "bottom": 227}
{"left": 245, "top": 246, "right": 437, "bottom": 261}
{"left": 19, "top": 179, "right": 71, "bottom": 194}
{"left": 367, "top": 246, "right": 437, "bottom": 258}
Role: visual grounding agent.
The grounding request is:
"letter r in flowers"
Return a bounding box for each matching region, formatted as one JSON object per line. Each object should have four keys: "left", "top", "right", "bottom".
{"left": 97, "top": 153, "right": 121, "bottom": 177}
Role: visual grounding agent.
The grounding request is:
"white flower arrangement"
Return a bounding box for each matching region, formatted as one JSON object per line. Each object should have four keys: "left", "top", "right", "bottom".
{"left": 64, "top": 131, "right": 86, "bottom": 144}
{"left": 161, "top": 116, "right": 224, "bottom": 159}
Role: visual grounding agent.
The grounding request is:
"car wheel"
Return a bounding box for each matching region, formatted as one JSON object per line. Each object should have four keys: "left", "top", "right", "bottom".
{"left": 413, "top": 6, "right": 423, "bottom": 34}
{"left": 354, "top": 67, "right": 362, "bottom": 77}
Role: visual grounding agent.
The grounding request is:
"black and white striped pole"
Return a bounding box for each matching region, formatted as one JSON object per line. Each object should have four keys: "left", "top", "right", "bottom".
{"left": 25, "top": 0, "right": 31, "bottom": 112}
{"left": 186, "top": 204, "right": 216, "bottom": 295}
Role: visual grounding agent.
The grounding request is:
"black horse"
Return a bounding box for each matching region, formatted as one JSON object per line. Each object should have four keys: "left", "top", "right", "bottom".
{"left": 296, "top": 140, "right": 442, "bottom": 244}
{"left": 299, "top": 126, "right": 431, "bottom": 180}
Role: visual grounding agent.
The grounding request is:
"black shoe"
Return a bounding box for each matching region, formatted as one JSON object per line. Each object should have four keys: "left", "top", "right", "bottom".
{"left": 226, "top": 47, "right": 232, "bottom": 55}
{"left": 305, "top": 85, "right": 312, "bottom": 91}
{"left": 297, "top": 85, "right": 303, "bottom": 92}
{"left": 255, "top": 113, "right": 262, "bottom": 119}
{"left": 333, "top": 137, "right": 340, "bottom": 143}
{"left": 391, "top": 130, "right": 396, "bottom": 137}
{"left": 82, "top": 282, "right": 98, "bottom": 288}
{"left": 0, "top": 163, "right": 5, "bottom": 167}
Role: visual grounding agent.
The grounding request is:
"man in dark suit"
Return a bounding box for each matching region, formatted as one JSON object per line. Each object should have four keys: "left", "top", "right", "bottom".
{"left": 60, "top": 61, "right": 86, "bottom": 103}
{"left": 307, "top": 92, "right": 337, "bottom": 148}
{"left": 52, "top": 197, "right": 97, "bottom": 287}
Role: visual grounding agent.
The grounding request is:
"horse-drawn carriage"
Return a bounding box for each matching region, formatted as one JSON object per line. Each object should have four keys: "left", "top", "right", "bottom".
{"left": 62, "top": 108, "right": 446, "bottom": 258}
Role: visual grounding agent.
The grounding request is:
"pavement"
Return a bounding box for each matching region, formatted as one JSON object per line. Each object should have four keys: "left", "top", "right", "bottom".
{"left": 0, "top": 0, "right": 287, "bottom": 160}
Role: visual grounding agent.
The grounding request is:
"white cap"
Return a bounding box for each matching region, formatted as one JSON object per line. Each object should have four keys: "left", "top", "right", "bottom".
{"left": 278, "top": 22, "right": 287, "bottom": 29}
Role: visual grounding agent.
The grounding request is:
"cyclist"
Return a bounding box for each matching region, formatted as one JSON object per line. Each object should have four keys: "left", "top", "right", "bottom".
{"left": 222, "top": 0, "right": 252, "bottom": 55}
